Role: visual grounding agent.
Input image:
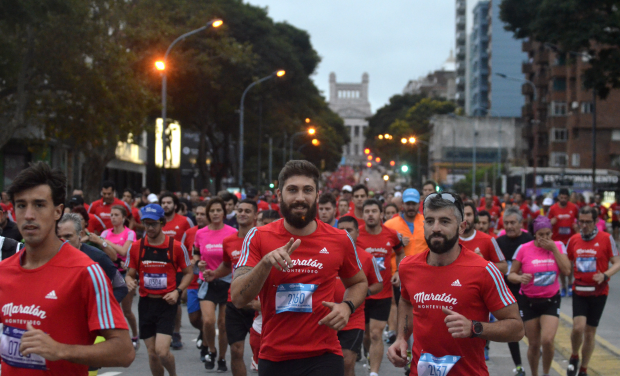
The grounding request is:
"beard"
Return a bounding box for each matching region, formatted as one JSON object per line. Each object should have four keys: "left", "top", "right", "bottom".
{"left": 464, "top": 220, "right": 475, "bottom": 233}
{"left": 281, "top": 200, "right": 317, "bottom": 229}
{"left": 425, "top": 232, "right": 460, "bottom": 255}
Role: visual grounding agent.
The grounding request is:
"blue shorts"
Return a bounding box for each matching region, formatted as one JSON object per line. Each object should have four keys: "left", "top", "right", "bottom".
{"left": 187, "top": 288, "right": 201, "bottom": 314}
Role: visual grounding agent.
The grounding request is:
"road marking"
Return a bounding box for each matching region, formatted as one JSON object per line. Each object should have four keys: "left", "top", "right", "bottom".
{"left": 98, "top": 373, "right": 122, "bottom": 376}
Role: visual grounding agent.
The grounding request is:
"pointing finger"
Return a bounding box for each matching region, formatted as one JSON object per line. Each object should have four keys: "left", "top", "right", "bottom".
{"left": 322, "top": 301, "right": 336, "bottom": 309}
{"left": 287, "top": 239, "right": 301, "bottom": 255}
{"left": 442, "top": 307, "right": 455, "bottom": 316}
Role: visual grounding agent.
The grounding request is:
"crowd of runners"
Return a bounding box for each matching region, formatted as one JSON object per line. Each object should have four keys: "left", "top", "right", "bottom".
{"left": 0, "top": 160, "right": 619, "bottom": 376}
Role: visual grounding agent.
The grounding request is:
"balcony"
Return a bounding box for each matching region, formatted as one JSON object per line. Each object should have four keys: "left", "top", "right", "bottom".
{"left": 534, "top": 50, "right": 549, "bottom": 65}
{"left": 456, "top": 0, "right": 466, "bottom": 14}
{"left": 522, "top": 83, "right": 533, "bottom": 96}
{"left": 550, "top": 65, "right": 567, "bottom": 78}
{"left": 550, "top": 90, "right": 567, "bottom": 103}
{"left": 456, "top": 15, "right": 466, "bottom": 27}
{"left": 522, "top": 62, "right": 533, "bottom": 74}
{"left": 456, "top": 31, "right": 466, "bottom": 43}
{"left": 534, "top": 75, "right": 548, "bottom": 88}
{"left": 522, "top": 103, "right": 533, "bottom": 118}
{"left": 522, "top": 40, "right": 533, "bottom": 53}
{"left": 456, "top": 46, "right": 466, "bottom": 58}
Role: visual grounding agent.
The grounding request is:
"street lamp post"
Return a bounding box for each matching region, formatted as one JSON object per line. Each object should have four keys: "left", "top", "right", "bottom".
{"left": 289, "top": 127, "right": 315, "bottom": 160}
{"left": 156, "top": 19, "right": 223, "bottom": 191}
{"left": 238, "top": 70, "right": 285, "bottom": 187}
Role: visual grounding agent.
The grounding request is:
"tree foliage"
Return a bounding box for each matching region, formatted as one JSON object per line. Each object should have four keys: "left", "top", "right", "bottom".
{"left": 500, "top": 0, "right": 620, "bottom": 98}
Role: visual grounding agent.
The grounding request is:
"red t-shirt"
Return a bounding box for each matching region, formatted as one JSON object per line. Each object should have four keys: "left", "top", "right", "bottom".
{"left": 518, "top": 203, "right": 531, "bottom": 227}
{"left": 610, "top": 203, "right": 620, "bottom": 222}
{"left": 459, "top": 230, "right": 505, "bottom": 264}
{"left": 356, "top": 225, "right": 402, "bottom": 300}
{"left": 344, "top": 210, "right": 365, "bottom": 228}
{"left": 399, "top": 247, "right": 516, "bottom": 376}
{"left": 87, "top": 213, "right": 107, "bottom": 234}
{"left": 567, "top": 231, "right": 619, "bottom": 295}
{"left": 0, "top": 243, "right": 127, "bottom": 375}
{"left": 222, "top": 232, "right": 245, "bottom": 302}
{"left": 88, "top": 198, "right": 132, "bottom": 229}
{"left": 479, "top": 196, "right": 500, "bottom": 208}
{"left": 547, "top": 202, "right": 578, "bottom": 245}
{"left": 131, "top": 206, "right": 141, "bottom": 225}
{"left": 478, "top": 205, "right": 501, "bottom": 227}
{"left": 162, "top": 213, "right": 194, "bottom": 243}
{"left": 591, "top": 203, "right": 608, "bottom": 220}
{"left": 236, "top": 220, "right": 362, "bottom": 362}
{"left": 257, "top": 200, "right": 280, "bottom": 213}
{"left": 126, "top": 236, "right": 191, "bottom": 297}
{"left": 334, "top": 248, "right": 382, "bottom": 331}
{"left": 183, "top": 225, "right": 202, "bottom": 290}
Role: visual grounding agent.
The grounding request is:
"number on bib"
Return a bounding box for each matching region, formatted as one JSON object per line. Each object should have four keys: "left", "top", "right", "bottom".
{"left": 1, "top": 325, "right": 47, "bottom": 370}
{"left": 275, "top": 283, "right": 318, "bottom": 314}
{"left": 143, "top": 273, "right": 167, "bottom": 290}
{"left": 375, "top": 257, "right": 386, "bottom": 271}
{"left": 417, "top": 353, "right": 460, "bottom": 376}
{"left": 576, "top": 257, "right": 597, "bottom": 273}
{"left": 533, "top": 271, "right": 556, "bottom": 286}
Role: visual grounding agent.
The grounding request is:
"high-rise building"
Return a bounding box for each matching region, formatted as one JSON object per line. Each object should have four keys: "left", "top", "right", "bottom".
{"left": 455, "top": 0, "right": 467, "bottom": 108}
{"left": 469, "top": 1, "right": 489, "bottom": 115}
{"left": 328, "top": 72, "right": 372, "bottom": 166}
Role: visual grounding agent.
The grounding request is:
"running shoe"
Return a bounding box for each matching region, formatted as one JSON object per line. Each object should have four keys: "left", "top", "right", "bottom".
{"left": 561, "top": 287, "right": 567, "bottom": 297}
{"left": 484, "top": 347, "right": 489, "bottom": 361}
{"left": 131, "top": 336, "right": 140, "bottom": 351}
{"left": 205, "top": 351, "right": 217, "bottom": 371}
{"left": 567, "top": 356, "right": 579, "bottom": 376}
{"left": 200, "top": 346, "right": 209, "bottom": 363}
{"left": 217, "top": 359, "right": 227, "bottom": 373}
{"left": 196, "top": 330, "right": 203, "bottom": 349}
{"left": 251, "top": 358, "right": 258, "bottom": 373}
{"left": 171, "top": 332, "right": 183, "bottom": 350}
{"left": 513, "top": 365, "right": 526, "bottom": 376}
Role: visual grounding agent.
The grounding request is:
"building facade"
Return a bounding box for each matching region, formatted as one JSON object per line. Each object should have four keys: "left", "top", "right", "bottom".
{"left": 469, "top": 1, "right": 490, "bottom": 115}
{"left": 328, "top": 72, "right": 372, "bottom": 167}
{"left": 455, "top": 0, "right": 467, "bottom": 108}
{"left": 403, "top": 51, "right": 456, "bottom": 100}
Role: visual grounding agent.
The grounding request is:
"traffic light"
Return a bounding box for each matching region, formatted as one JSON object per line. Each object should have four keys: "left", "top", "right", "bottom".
{"left": 375, "top": 157, "right": 381, "bottom": 163}
{"left": 269, "top": 183, "right": 274, "bottom": 188}
{"left": 401, "top": 165, "right": 409, "bottom": 173}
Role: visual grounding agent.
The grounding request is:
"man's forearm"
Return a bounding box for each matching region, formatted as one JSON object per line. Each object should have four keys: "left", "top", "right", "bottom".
{"left": 396, "top": 251, "right": 405, "bottom": 267}
{"left": 342, "top": 279, "right": 368, "bottom": 309}
{"left": 231, "top": 263, "right": 271, "bottom": 308}
{"left": 59, "top": 330, "right": 134, "bottom": 368}
{"left": 213, "top": 262, "right": 232, "bottom": 280}
{"left": 478, "top": 305, "right": 524, "bottom": 342}
{"left": 177, "top": 269, "right": 194, "bottom": 291}
{"left": 396, "top": 298, "right": 413, "bottom": 340}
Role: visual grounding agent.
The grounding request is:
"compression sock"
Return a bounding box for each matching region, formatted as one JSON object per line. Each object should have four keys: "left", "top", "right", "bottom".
{"left": 579, "top": 367, "right": 587, "bottom": 374}
{"left": 508, "top": 341, "right": 522, "bottom": 365}
{"left": 570, "top": 354, "right": 579, "bottom": 360}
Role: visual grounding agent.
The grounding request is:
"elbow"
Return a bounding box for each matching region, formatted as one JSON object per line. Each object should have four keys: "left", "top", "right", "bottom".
{"left": 231, "top": 294, "right": 247, "bottom": 309}
{"left": 513, "top": 322, "right": 525, "bottom": 342}
{"left": 120, "top": 348, "right": 135, "bottom": 368}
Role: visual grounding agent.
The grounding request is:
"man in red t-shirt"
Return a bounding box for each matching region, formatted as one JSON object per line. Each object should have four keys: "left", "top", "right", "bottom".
{"left": 478, "top": 193, "right": 501, "bottom": 230}
{"left": 231, "top": 160, "right": 368, "bottom": 376}
{"left": 610, "top": 194, "right": 620, "bottom": 241}
{"left": 345, "top": 184, "right": 368, "bottom": 228}
{"left": 591, "top": 194, "right": 608, "bottom": 221}
{"left": 203, "top": 199, "right": 258, "bottom": 376}
{"left": 548, "top": 188, "right": 579, "bottom": 297}
{"left": 513, "top": 192, "right": 531, "bottom": 229}
{"left": 479, "top": 186, "right": 501, "bottom": 208}
{"left": 565, "top": 206, "right": 620, "bottom": 376}
{"left": 1, "top": 162, "right": 133, "bottom": 375}
{"left": 461, "top": 202, "right": 507, "bottom": 274}
{"left": 88, "top": 180, "right": 132, "bottom": 231}
{"left": 125, "top": 204, "right": 192, "bottom": 376}
{"left": 336, "top": 215, "right": 383, "bottom": 376}
{"left": 122, "top": 188, "right": 143, "bottom": 233}
{"left": 388, "top": 192, "right": 524, "bottom": 376}
{"left": 357, "top": 198, "right": 404, "bottom": 376}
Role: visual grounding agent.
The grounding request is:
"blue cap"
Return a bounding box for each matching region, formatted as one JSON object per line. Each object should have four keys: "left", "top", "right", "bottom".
{"left": 140, "top": 204, "right": 165, "bottom": 221}
{"left": 403, "top": 188, "right": 420, "bottom": 203}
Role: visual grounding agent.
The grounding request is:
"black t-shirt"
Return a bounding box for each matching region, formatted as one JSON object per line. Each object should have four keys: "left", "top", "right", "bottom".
{"left": 1, "top": 220, "right": 22, "bottom": 242}
{"left": 0, "top": 236, "right": 22, "bottom": 260}
{"left": 80, "top": 243, "right": 128, "bottom": 302}
{"left": 496, "top": 232, "right": 534, "bottom": 261}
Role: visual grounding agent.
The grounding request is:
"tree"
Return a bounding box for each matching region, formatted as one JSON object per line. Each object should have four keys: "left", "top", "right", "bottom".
{"left": 500, "top": 0, "right": 620, "bottom": 98}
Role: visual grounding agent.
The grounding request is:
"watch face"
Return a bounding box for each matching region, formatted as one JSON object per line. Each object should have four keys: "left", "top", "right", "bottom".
{"left": 474, "top": 321, "right": 483, "bottom": 334}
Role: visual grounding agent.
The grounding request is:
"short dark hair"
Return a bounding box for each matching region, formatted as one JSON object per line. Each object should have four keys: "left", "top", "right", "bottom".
{"left": 262, "top": 209, "right": 281, "bottom": 220}
{"left": 278, "top": 160, "right": 320, "bottom": 191}
{"left": 194, "top": 201, "right": 207, "bottom": 210}
{"left": 385, "top": 203, "right": 399, "bottom": 213}
{"left": 219, "top": 191, "right": 238, "bottom": 205}
{"left": 8, "top": 161, "right": 66, "bottom": 207}
{"left": 123, "top": 188, "right": 135, "bottom": 199}
{"left": 101, "top": 180, "right": 115, "bottom": 191}
{"left": 338, "top": 215, "right": 359, "bottom": 229}
{"left": 205, "top": 197, "right": 226, "bottom": 222}
{"left": 71, "top": 205, "right": 90, "bottom": 224}
{"left": 362, "top": 198, "right": 382, "bottom": 212}
{"left": 477, "top": 210, "right": 491, "bottom": 222}
{"left": 558, "top": 188, "right": 570, "bottom": 196}
{"left": 338, "top": 198, "right": 349, "bottom": 205}
{"left": 423, "top": 180, "right": 437, "bottom": 190}
{"left": 423, "top": 192, "right": 464, "bottom": 222}
{"left": 352, "top": 184, "right": 368, "bottom": 196}
{"left": 463, "top": 201, "right": 478, "bottom": 218}
{"left": 160, "top": 191, "right": 179, "bottom": 210}
{"left": 319, "top": 192, "right": 337, "bottom": 207}
{"left": 578, "top": 205, "right": 597, "bottom": 221}
{"left": 238, "top": 199, "right": 258, "bottom": 213}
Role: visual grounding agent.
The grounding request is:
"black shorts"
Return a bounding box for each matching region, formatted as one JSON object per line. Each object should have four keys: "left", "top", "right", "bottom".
{"left": 612, "top": 221, "right": 620, "bottom": 230}
{"left": 364, "top": 297, "right": 392, "bottom": 323}
{"left": 393, "top": 285, "right": 401, "bottom": 305}
{"left": 520, "top": 293, "right": 561, "bottom": 322}
{"left": 138, "top": 296, "right": 177, "bottom": 339}
{"left": 225, "top": 302, "right": 255, "bottom": 345}
{"left": 572, "top": 294, "right": 608, "bottom": 327}
{"left": 338, "top": 329, "right": 364, "bottom": 354}
{"left": 200, "top": 279, "right": 230, "bottom": 305}
{"left": 258, "top": 352, "right": 344, "bottom": 376}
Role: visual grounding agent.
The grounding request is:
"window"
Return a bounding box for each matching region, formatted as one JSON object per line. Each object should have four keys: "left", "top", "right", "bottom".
{"left": 549, "top": 101, "right": 567, "bottom": 116}
{"left": 553, "top": 78, "right": 567, "bottom": 91}
{"left": 354, "top": 144, "right": 359, "bottom": 155}
{"left": 581, "top": 102, "right": 593, "bottom": 114}
{"left": 572, "top": 153, "right": 580, "bottom": 167}
{"left": 551, "top": 152, "right": 568, "bottom": 167}
{"left": 612, "top": 130, "right": 620, "bottom": 141}
{"left": 345, "top": 145, "right": 350, "bottom": 155}
{"left": 354, "top": 126, "right": 360, "bottom": 137}
{"left": 346, "top": 126, "right": 352, "bottom": 136}
{"left": 550, "top": 128, "right": 568, "bottom": 142}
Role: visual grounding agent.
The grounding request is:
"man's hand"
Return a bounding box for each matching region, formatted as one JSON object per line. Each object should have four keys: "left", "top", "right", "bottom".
{"left": 204, "top": 269, "right": 216, "bottom": 282}
{"left": 391, "top": 271, "right": 400, "bottom": 287}
{"left": 550, "top": 217, "right": 558, "bottom": 225}
{"left": 593, "top": 271, "right": 606, "bottom": 284}
{"left": 520, "top": 273, "right": 533, "bottom": 284}
{"left": 474, "top": 248, "right": 484, "bottom": 258}
{"left": 262, "top": 238, "right": 301, "bottom": 272}
{"left": 402, "top": 237, "right": 410, "bottom": 247}
{"left": 125, "top": 276, "right": 137, "bottom": 292}
{"left": 247, "top": 299, "right": 261, "bottom": 311}
{"left": 162, "top": 290, "right": 179, "bottom": 305}
{"left": 442, "top": 308, "right": 472, "bottom": 338}
{"left": 318, "top": 301, "right": 351, "bottom": 331}
{"left": 20, "top": 323, "right": 63, "bottom": 361}
{"left": 197, "top": 261, "right": 207, "bottom": 273}
{"left": 387, "top": 338, "right": 409, "bottom": 367}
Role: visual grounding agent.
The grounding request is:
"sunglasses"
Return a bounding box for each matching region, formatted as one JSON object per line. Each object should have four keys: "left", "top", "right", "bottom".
{"left": 424, "top": 192, "right": 464, "bottom": 220}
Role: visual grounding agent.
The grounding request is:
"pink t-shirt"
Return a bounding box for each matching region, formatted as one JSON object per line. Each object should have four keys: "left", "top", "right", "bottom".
{"left": 101, "top": 227, "right": 136, "bottom": 271}
{"left": 194, "top": 224, "right": 237, "bottom": 279}
{"left": 513, "top": 240, "right": 566, "bottom": 298}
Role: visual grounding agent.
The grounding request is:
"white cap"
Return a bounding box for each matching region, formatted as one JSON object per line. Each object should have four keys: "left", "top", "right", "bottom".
{"left": 147, "top": 193, "right": 159, "bottom": 203}
{"left": 394, "top": 192, "right": 402, "bottom": 198}
{"left": 342, "top": 185, "right": 353, "bottom": 192}
{"left": 543, "top": 197, "right": 554, "bottom": 206}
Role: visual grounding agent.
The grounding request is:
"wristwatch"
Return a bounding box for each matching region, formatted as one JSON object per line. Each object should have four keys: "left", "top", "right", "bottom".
{"left": 471, "top": 320, "right": 483, "bottom": 338}
{"left": 176, "top": 288, "right": 183, "bottom": 295}
{"left": 101, "top": 241, "right": 108, "bottom": 248}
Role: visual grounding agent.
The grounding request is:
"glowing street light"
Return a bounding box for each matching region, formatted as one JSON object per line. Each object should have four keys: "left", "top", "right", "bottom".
{"left": 305, "top": 118, "right": 311, "bottom": 123}
{"left": 401, "top": 138, "right": 407, "bottom": 144}
{"left": 383, "top": 175, "right": 389, "bottom": 181}
{"left": 366, "top": 162, "right": 372, "bottom": 168}
{"left": 308, "top": 127, "right": 316, "bottom": 135}
{"left": 311, "top": 138, "right": 320, "bottom": 146}
{"left": 376, "top": 157, "right": 381, "bottom": 163}
{"left": 364, "top": 148, "right": 370, "bottom": 155}
{"left": 409, "top": 137, "right": 416, "bottom": 144}
{"left": 212, "top": 19, "right": 224, "bottom": 28}
{"left": 367, "top": 155, "right": 373, "bottom": 161}
{"left": 390, "top": 160, "right": 395, "bottom": 167}
{"left": 378, "top": 135, "right": 383, "bottom": 140}
{"left": 155, "top": 61, "right": 165, "bottom": 71}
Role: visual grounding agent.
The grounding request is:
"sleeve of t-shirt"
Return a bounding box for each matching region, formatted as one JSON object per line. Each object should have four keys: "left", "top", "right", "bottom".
{"left": 489, "top": 237, "right": 505, "bottom": 262}
{"left": 126, "top": 241, "right": 139, "bottom": 270}
{"left": 237, "top": 227, "right": 261, "bottom": 268}
{"left": 193, "top": 232, "right": 202, "bottom": 256}
{"left": 392, "top": 231, "right": 404, "bottom": 252}
{"left": 338, "top": 232, "right": 363, "bottom": 279}
{"left": 607, "top": 233, "right": 619, "bottom": 258}
{"left": 100, "top": 230, "right": 109, "bottom": 239}
{"left": 399, "top": 259, "right": 412, "bottom": 302}
{"left": 566, "top": 238, "right": 575, "bottom": 261}
{"left": 513, "top": 244, "right": 525, "bottom": 262}
{"left": 174, "top": 243, "right": 191, "bottom": 270}
{"left": 83, "top": 264, "right": 128, "bottom": 332}
{"left": 481, "top": 262, "right": 517, "bottom": 312}
{"left": 557, "top": 242, "right": 567, "bottom": 254}
{"left": 222, "top": 238, "right": 232, "bottom": 265}
{"left": 127, "top": 230, "right": 136, "bottom": 242}
{"left": 547, "top": 206, "right": 556, "bottom": 219}
{"left": 364, "top": 255, "right": 383, "bottom": 285}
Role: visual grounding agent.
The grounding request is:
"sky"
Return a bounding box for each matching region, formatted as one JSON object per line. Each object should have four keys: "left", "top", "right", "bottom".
{"left": 246, "top": 0, "right": 459, "bottom": 113}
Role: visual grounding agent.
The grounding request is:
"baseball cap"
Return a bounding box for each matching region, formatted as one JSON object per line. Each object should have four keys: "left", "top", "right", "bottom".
{"left": 542, "top": 197, "right": 554, "bottom": 206}
{"left": 140, "top": 204, "right": 165, "bottom": 221}
{"left": 402, "top": 188, "right": 420, "bottom": 203}
{"left": 147, "top": 193, "right": 159, "bottom": 203}
{"left": 69, "top": 195, "right": 85, "bottom": 207}
{"left": 341, "top": 185, "right": 352, "bottom": 193}
{"left": 246, "top": 188, "right": 258, "bottom": 199}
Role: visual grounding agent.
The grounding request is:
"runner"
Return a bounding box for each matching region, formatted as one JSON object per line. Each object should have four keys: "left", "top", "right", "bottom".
{"left": 384, "top": 203, "right": 398, "bottom": 221}
{"left": 547, "top": 188, "right": 579, "bottom": 297}
{"left": 338, "top": 198, "right": 350, "bottom": 219}
{"left": 478, "top": 193, "right": 502, "bottom": 230}
{"left": 477, "top": 210, "right": 495, "bottom": 237}
{"left": 232, "top": 160, "right": 367, "bottom": 376}
{"left": 513, "top": 192, "right": 532, "bottom": 229}
{"left": 0, "top": 202, "right": 21, "bottom": 241}
{"left": 566, "top": 206, "right": 620, "bottom": 376}
{"left": 194, "top": 197, "right": 238, "bottom": 372}
{"left": 357, "top": 198, "right": 404, "bottom": 376}
{"left": 125, "top": 203, "right": 193, "bottom": 376}
{"left": 508, "top": 216, "right": 571, "bottom": 376}
{"left": 388, "top": 192, "right": 524, "bottom": 376}
{"left": 220, "top": 192, "right": 239, "bottom": 229}
{"left": 1, "top": 162, "right": 134, "bottom": 375}
{"left": 341, "top": 185, "right": 354, "bottom": 212}
{"left": 0, "top": 233, "right": 22, "bottom": 260}
{"left": 202, "top": 199, "right": 258, "bottom": 376}
{"left": 336, "top": 215, "right": 383, "bottom": 376}
{"left": 590, "top": 194, "right": 608, "bottom": 222}
{"left": 460, "top": 202, "right": 507, "bottom": 274}
{"left": 419, "top": 180, "right": 438, "bottom": 214}
{"left": 88, "top": 180, "right": 132, "bottom": 231}
{"left": 495, "top": 206, "right": 533, "bottom": 376}
{"left": 122, "top": 188, "right": 143, "bottom": 233}
{"left": 319, "top": 192, "right": 338, "bottom": 227}
{"left": 346, "top": 184, "right": 368, "bottom": 228}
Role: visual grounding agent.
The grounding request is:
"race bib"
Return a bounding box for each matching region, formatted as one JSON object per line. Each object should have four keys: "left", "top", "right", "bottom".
{"left": 143, "top": 273, "right": 167, "bottom": 290}
{"left": 559, "top": 227, "right": 571, "bottom": 235}
{"left": 534, "top": 271, "right": 556, "bottom": 286}
{"left": 417, "top": 353, "right": 460, "bottom": 376}
{"left": 576, "top": 257, "right": 597, "bottom": 273}
{"left": 1, "top": 325, "right": 47, "bottom": 370}
{"left": 275, "top": 283, "right": 318, "bottom": 314}
{"left": 375, "top": 257, "right": 386, "bottom": 271}
{"left": 506, "top": 260, "right": 513, "bottom": 276}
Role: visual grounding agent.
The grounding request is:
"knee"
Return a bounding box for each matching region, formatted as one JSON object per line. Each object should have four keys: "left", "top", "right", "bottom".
{"left": 542, "top": 336, "right": 555, "bottom": 348}
{"left": 370, "top": 328, "right": 382, "bottom": 342}
{"left": 231, "top": 343, "right": 244, "bottom": 359}
{"left": 203, "top": 316, "right": 216, "bottom": 327}
{"left": 156, "top": 346, "right": 170, "bottom": 359}
{"left": 584, "top": 327, "right": 597, "bottom": 341}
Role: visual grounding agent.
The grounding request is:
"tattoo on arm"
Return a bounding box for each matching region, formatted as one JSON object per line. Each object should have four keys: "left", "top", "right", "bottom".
{"left": 233, "top": 266, "right": 252, "bottom": 281}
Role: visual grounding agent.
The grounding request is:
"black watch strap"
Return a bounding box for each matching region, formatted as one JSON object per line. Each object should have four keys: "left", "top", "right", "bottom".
{"left": 470, "top": 320, "right": 483, "bottom": 338}
{"left": 343, "top": 300, "right": 355, "bottom": 314}
{"left": 176, "top": 288, "right": 183, "bottom": 295}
